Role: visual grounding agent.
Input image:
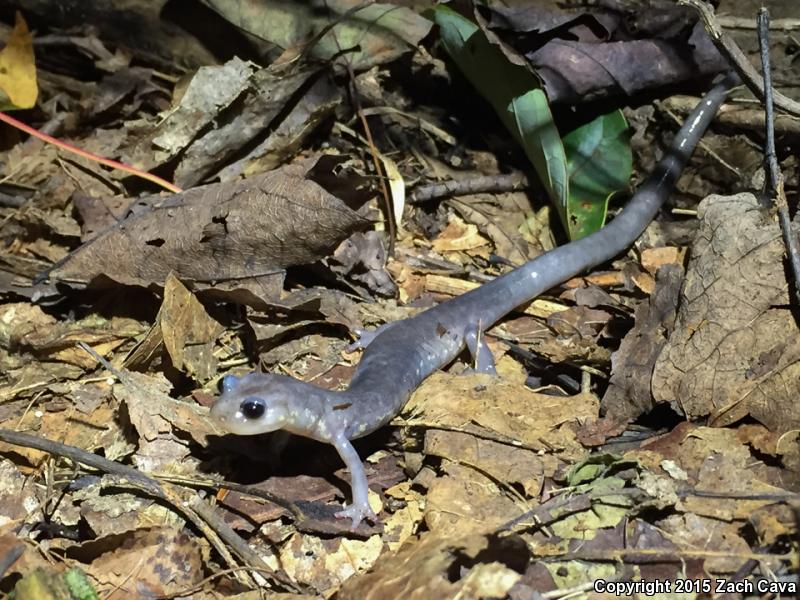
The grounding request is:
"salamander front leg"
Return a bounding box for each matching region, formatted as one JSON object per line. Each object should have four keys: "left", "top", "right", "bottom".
{"left": 331, "top": 432, "right": 378, "bottom": 529}
{"left": 464, "top": 321, "right": 497, "bottom": 375}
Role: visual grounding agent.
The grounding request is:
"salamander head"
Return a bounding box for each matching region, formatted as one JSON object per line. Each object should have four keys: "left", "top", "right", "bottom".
{"left": 210, "top": 373, "right": 299, "bottom": 435}
{"left": 210, "top": 372, "right": 332, "bottom": 439}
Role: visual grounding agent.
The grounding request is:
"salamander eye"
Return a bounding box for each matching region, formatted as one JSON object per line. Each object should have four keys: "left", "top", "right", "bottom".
{"left": 240, "top": 397, "right": 266, "bottom": 420}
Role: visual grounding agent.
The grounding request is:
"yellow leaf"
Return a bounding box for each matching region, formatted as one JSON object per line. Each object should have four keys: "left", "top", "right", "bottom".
{"left": 0, "top": 12, "right": 37, "bottom": 110}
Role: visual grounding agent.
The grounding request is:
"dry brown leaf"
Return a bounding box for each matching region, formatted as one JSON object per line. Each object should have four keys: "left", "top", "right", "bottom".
{"left": 278, "top": 531, "right": 383, "bottom": 593}
{"left": 332, "top": 230, "right": 395, "bottom": 296}
{"left": 402, "top": 372, "right": 596, "bottom": 457}
{"left": 0, "top": 360, "right": 84, "bottom": 404}
{"left": 45, "top": 158, "right": 371, "bottom": 304}
{"left": 115, "top": 371, "right": 219, "bottom": 473}
{"left": 653, "top": 193, "right": 800, "bottom": 429}
{"left": 452, "top": 191, "right": 539, "bottom": 265}
{"left": 431, "top": 216, "right": 490, "bottom": 255}
{"left": 123, "top": 58, "right": 327, "bottom": 186}
{"left": 635, "top": 427, "right": 786, "bottom": 521}
{"left": 626, "top": 424, "right": 795, "bottom": 555}
{"left": 640, "top": 245, "right": 684, "bottom": 275}
{"left": 382, "top": 481, "right": 424, "bottom": 551}
{"left": 396, "top": 373, "right": 593, "bottom": 534}
{"left": 630, "top": 268, "right": 655, "bottom": 294}
{"left": 602, "top": 263, "right": 683, "bottom": 421}
{"left": 657, "top": 513, "right": 757, "bottom": 573}
{"left": 425, "top": 429, "right": 543, "bottom": 496}
{"left": 202, "top": 1, "right": 432, "bottom": 73}
{"left": 79, "top": 492, "right": 165, "bottom": 538}
{"left": 0, "top": 531, "right": 53, "bottom": 585}
{"left": 0, "top": 399, "right": 126, "bottom": 468}
{"left": 425, "top": 461, "right": 523, "bottom": 534}
{"left": 1, "top": 303, "right": 55, "bottom": 348}
{"left": 748, "top": 504, "right": 797, "bottom": 545}
{"left": 3, "top": 301, "right": 146, "bottom": 369}
{"left": 0, "top": 460, "right": 38, "bottom": 524}
{"left": 125, "top": 274, "right": 224, "bottom": 379}
{"left": 338, "top": 532, "right": 524, "bottom": 600}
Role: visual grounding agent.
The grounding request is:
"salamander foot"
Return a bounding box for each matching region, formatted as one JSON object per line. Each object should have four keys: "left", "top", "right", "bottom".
{"left": 346, "top": 323, "right": 394, "bottom": 352}
{"left": 335, "top": 501, "right": 378, "bottom": 530}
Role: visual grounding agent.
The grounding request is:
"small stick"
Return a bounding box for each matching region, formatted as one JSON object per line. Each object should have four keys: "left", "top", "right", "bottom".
{"left": 680, "top": 0, "right": 800, "bottom": 118}
{"left": 0, "top": 428, "right": 285, "bottom": 587}
{"left": 410, "top": 173, "right": 530, "bottom": 204}
{"left": 74, "top": 342, "right": 293, "bottom": 587}
{"left": 757, "top": 8, "right": 800, "bottom": 305}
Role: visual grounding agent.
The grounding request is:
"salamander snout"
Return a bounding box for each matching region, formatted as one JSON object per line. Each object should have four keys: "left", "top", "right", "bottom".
{"left": 210, "top": 373, "right": 294, "bottom": 435}
{"left": 210, "top": 392, "right": 291, "bottom": 435}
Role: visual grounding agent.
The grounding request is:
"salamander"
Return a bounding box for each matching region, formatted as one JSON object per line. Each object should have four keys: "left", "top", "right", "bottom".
{"left": 210, "top": 74, "right": 737, "bottom": 529}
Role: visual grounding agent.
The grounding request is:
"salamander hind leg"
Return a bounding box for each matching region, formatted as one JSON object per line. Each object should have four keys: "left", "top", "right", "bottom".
{"left": 464, "top": 321, "right": 497, "bottom": 375}
{"left": 346, "top": 322, "right": 395, "bottom": 352}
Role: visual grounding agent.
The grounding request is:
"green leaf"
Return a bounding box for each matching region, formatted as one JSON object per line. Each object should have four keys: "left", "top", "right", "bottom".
{"left": 552, "top": 455, "right": 641, "bottom": 540}
{"left": 563, "top": 110, "right": 632, "bottom": 239}
{"left": 429, "top": 6, "right": 569, "bottom": 230}
{"left": 566, "top": 454, "right": 639, "bottom": 486}
{"left": 64, "top": 568, "right": 100, "bottom": 600}
{"left": 429, "top": 6, "right": 632, "bottom": 240}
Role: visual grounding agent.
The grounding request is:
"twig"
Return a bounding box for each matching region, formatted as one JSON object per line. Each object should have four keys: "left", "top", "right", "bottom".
{"left": 682, "top": 488, "right": 799, "bottom": 501}
{"left": 73, "top": 342, "right": 297, "bottom": 589}
{"left": 159, "top": 474, "right": 304, "bottom": 521}
{"left": 410, "top": 173, "right": 530, "bottom": 204}
{"left": 0, "top": 428, "right": 292, "bottom": 588}
{"left": 499, "top": 490, "right": 593, "bottom": 532}
{"left": 77, "top": 341, "right": 136, "bottom": 389}
{"left": 310, "top": 2, "right": 397, "bottom": 254}
{"left": 347, "top": 66, "right": 397, "bottom": 256}
{"left": 679, "top": 0, "right": 800, "bottom": 118}
{"left": 0, "top": 428, "right": 160, "bottom": 494}
{"left": 758, "top": 8, "right": 800, "bottom": 305}
{"left": 662, "top": 95, "right": 800, "bottom": 139}
{"left": 718, "top": 16, "right": 800, "bottom": 31}
{"left": 0, "top": 544, "right": 24, "bottom": 578}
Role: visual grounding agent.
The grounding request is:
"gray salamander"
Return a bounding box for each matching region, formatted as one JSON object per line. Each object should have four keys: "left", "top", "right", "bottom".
{"left": 210, "top": 74, "right": 737, "bottom": 529}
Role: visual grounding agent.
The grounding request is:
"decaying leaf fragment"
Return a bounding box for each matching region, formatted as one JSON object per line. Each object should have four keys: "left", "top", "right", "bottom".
{"left": 400, "top": 372, "right": 595, "bottom": 532}
{"left": 652, "top": 193, "right": 800, "bottom": 430}
{"left": 43, "top": 157, "right": 372, "bottom": 304}
{"left": 82, "top": 527, "right": 204, "bottom": 597}
{"left": 202, "top": 0, "right": 433, "bottom": 72}
{"left": 403, "top": 372, "right": 596, "bottom": 455}
{"left": 123, "top": 57, "right": 340, "bottom": 187}
{"left": 602, "top": 263, "right": 684, "bottom": 422}
{"left": 477, "top": 2, "right": 727, "bottom": 104}
{"left": 338, "top": 532, "right": 524, "bottom": 600}
{"left": 124, "top": 274, "right": 224, "bottom": 380}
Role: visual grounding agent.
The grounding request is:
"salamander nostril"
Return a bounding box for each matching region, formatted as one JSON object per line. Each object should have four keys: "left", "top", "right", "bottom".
{"left": 240, "top": 398, "right": 266, "bottom": 420}
{"left": 220, "top": 374, "right": 239, "bottom": 394}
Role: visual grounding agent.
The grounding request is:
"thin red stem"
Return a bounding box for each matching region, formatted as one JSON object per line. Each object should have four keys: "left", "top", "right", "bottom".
{"left": 0, "top": 111, "right": 182, "bottom": 194}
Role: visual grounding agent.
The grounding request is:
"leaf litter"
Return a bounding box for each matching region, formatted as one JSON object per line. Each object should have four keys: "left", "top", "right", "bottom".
{"left": 0, "top": 1, "right": 798, "bottom": 598}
